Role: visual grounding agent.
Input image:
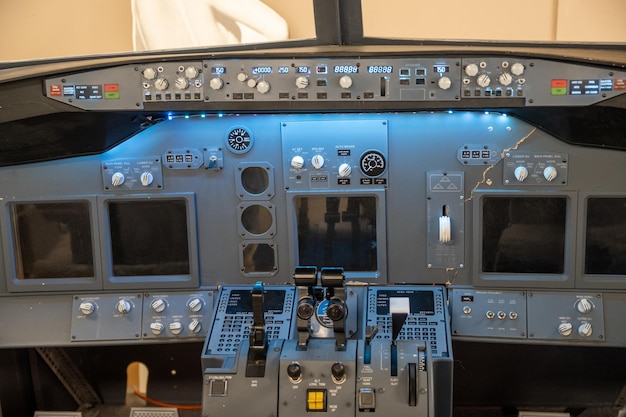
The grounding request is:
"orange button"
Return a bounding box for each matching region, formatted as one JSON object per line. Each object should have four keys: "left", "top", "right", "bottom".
{"left": 104, "top": 83, "right": 119, "bottom": 92}
{"left": 551, "top": 79, "right": 567, "bottom": 88}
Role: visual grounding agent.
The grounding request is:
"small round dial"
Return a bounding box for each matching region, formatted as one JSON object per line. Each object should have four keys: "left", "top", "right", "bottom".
{"left": 226, "top": 127, "right": 254, "bottom": 154}
{"left": 154, "top": 78, "right": 169, "bottom": 91}
{"left": 359, "top": 150, "right": 386, "bottom": 177}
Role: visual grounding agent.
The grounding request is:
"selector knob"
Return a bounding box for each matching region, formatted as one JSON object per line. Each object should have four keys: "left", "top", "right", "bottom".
{"left": 543, "top": 166, "right": 558, "bottom": 182}
{"left": 576, "top": 298, "right": 593, "bottom": 314}
{"left": 79, "top": 301, "right": 96, "bottom": 315}
{"left": 514, "top": 166, "right": 529, "bottom": 182}
{"left": 339, "top": 75, "right": 353, "bottom": 89}
{"left": 150, "top": 322, "right": 165, "bottom": 335}
{"left": 331, "top": 362, "right": 346, "bottom": 382}
{"left": 295, "top": 76, "right": 309, "bottom": 89}
{"left": 188, "top": 319, "right": 202, "bottom": 334}
{"left": 237, "top": 72, "right": 249, "bottom": 82}
{"left": 175, "top": 77, "right": 189, "bottom": 90}
{"left": 188, "top": 298, "right": 203, "bottom": 313}
{"left": 154, "top": 78, "right": 169, "bottom": 91}
{"left": 511, "top": 62, "right": 525, "bottom": 76}
{"left": 477, "top": 74, "right": 491, "bottom": 88}
{"left": 209, "top": 77, "right": 224, "bottom": 90}
{"left": 465, "top": 63, "right": 479, "bottom": 77}
{"left": 151, "top": 298, "right": 166, "bottom": 313}
{"left": 338, "top": 163, "right": 352, "bottom": 178}
{"left": 256, "top": 80, "right": 271, "bottom": 94}
{"left": 287, "top": 363, "right": 302, "bottom": 381}
{"left": 578, "top": 322, "right": 593, "bottom": 337}
{"left": 438, "top": 76, "right": 452, "bottom": 90}
{"left": 142, "top": 67, "right": 158, "bottom": 80}
{"left": 140, "top": 171, "right": 153, "bottom": 186}
{"left": 116, "top": 299, "right": 132, "bottom": 315}
{"left": 247, "top": 78, "right": 257, "bottom": 88}
{"left": 184, "top": 66, "right": 199, "bottom": 79}
{"left": 111, "top": 172, "right": 125, "bottom": 187}
{"left": 169, "top": 322, "right": 183, "bottom": 335}
{"left": 291, "top": 155, "right": 305, "bottom": 170}
{"left": 311, "top": 155, "right": 325, "bottom": 169}
{"left": 498, "top": 73, "right": 513, "bottom": 86}
{"left": 558, "top": 322, "right": 573, "bottom": 336}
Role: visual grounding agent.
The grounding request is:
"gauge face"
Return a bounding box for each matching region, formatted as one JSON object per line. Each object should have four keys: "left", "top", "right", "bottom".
{"left": 226, "top": 127, "right": 253, "bottom": 154}
{"left": 359, "top": 150, "right": 386, "bottom": 177}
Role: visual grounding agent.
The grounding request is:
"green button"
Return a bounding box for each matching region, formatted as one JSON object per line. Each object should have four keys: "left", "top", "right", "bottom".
{"left": 551, "top": 87, "right": 567, "bottom": 95}
{"left": 105, "top": 92, "right": 120, "bottom": 99}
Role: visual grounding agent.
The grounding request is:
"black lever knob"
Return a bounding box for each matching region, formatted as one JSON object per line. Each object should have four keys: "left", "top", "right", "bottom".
{"left": 287, "top": 362, "right": 302, "bottom": 381}
{"left": 331, "top": 362, "right": 346, "bottom": 381}
{"left": 326, "top": 303, "right": 345, "bottom": 321}
{"left": 297, "top": 299, "right": 315, "bottom": 320}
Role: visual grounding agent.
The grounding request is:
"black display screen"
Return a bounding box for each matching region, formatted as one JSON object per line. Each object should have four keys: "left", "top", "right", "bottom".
{"left": 376, "top": 290, "right": 435, "bottom": 315}
{"left": 482, "top": 197, "right": 567, "bottom": 274}
{"left": 226, "top": 290, "right": 286, "bottom": 314}
{"left": 585, "top": 198, "right": 626, "bottom": 275}
{"left": 11, "top": 202, "right": 94, "bottom": 279}
{"left": 108, "top": 199, "right": 189, "bottom": 276}
{"left": 294, "top": 196, "right": 377, "bottom": 272}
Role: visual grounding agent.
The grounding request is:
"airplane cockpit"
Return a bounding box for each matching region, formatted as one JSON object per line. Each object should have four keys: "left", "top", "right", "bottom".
{"left": 1, "top": 1, "right": 626, "bottom": 416}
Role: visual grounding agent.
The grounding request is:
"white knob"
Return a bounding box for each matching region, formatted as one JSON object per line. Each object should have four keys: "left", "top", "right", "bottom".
{"left": 188, "top": 298, "right": 203, "bottom": 313}
{"left": 150, "top": 322, "right": 165, "bottom": 335}
{"left": 339, "top": 75, "right": 353, "bottom": 89}
{"left": 175, "top": 77, "right": 189, "bottom": 90}
{"left": 311, "top": 154, "right": 325, "bottom": 169}
{"left": 578, "top": 322, "right": 593, "bottom": 337}
{"left": 151, "top": 299, "right": 166, "bottom": 313}
{"left": 116, "top": 299, "right": 132, "bottom": 315}
{"left": 576, "top": 298, "right": 593, "bottom": 314}
{"left": 514, "top": 166, "right": 529, "bottom": 182}
{"left": 465, "top": 63, "right": 479, "bottom": 77}
{"left": 511, "top": 63, "right": 525, "bottom": 76}
{"left": 291, "top": 155, "right": 304, "bottom": 170}
{"left": 247, "top": 78, "right": 257, "bottom": 88}
{"left": 209, "top": 77, "right": 224, "bottom": 90}
{"left": 169, "top": 322, "right": 183, "bottom": 335}
{"left": 543, "top": 166, "right": 558, "bottom": 182}
{"left": 486, "top": 311, "right": 495, "bottom": 319}
{"left": 237, "top": 72, "right": 249, "bottom": 82}
{"left": 338, "top": 163, "right": 352, "bottom": 177}
{"left": 185, "top": 66, "right": 199, "bottom": 79}
{"left": 462, "top": 306, "right": 472, "bottom": 314}
{"left": 477, "top": 74, "right": 491, "bottom": 88}
{"left": 296, "top": 76, "right": 309, "bottom": 89}
{"left": 142, "top": 67, "right": 157, "bottom": 80}
{"left": 438, "top": 76, "right": 452, "bottom": 90}
{"left": 140, "top": 172, "right": 153, "bottom": 186}
{"left": 154, "top": 78, "right": 169, "bottom": 91}
{"left": 111, "top": 172, "right": 125, "bottom": 187}
{"left": 257, "top": 80, "right": 271, "bottom": 94}
{"left": 189, "top": 319, "right": 202, "bottom": 334}
{"left": 79, "top": 301, "right": 96, "bottom": 315}
{"left": 498, "top": 73, "right": 513, "bottom": 86}
{"left": 558, "top": 322, "right": 573, "bottom": 336}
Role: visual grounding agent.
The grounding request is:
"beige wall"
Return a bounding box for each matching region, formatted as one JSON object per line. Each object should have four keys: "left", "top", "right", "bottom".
{"left": 0, "top": 0, "right": 624, "bottom": 62}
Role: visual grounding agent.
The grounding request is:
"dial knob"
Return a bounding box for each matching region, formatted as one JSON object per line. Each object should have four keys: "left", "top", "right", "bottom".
{"left": 543, "top": 166, "right": 558, "bottom": 182}
{"left": 188, "top": 319, "right": 202, "bottom": 334}
{"left": 111, "top": 172, "right": 125, "bottom": 187}
{"left": 175, "top": 77, "right": 189, "bottom": 90}
{"left": 169, "top": 322, "right": 183, "bottom": 335}
{"left": 150, "top": 298, "right": 166, "bottom": 313}
{"left": 465, "top": 63, "right": 479, "bottom": 77}
{"left": 295, "top": 76, "right": 309, "bottom": 89}
{"left": 140, "top": 171, "right": 153, "bottom": 186}
{"left": 209, "top": 77, "right": 224, "bottom": 90}
{"left": 188, "top": 298, "right": 203, "bottom": 313}
{"left": 576, "top": 298, "right": 593, "bottom": 314}
{"left": 477, "top": 74, "right": 491, "bottom": 88}
{"left": 237, "top": 72, "right": 249, "bottom": 82}
{"left": 498, "top": 72, "right": 513, "bottom": 86}
{"left": 511, "top": 62, "right": 525, "bottom": 76}
{"left": 578, "top": 322, "right": 593, "bottom": 337}
{"left": 514, "top": 166, "right": 529, "bottom": 182}
{"left": 558, "top": 322, "right": 573, "bottom": 336}
{"left": 287, "top": 363, "right": 302, "bottom": 381}
{"left": 311, "top": 154, "right": 325, "bottom": 169}
{"left": 257, "top": 80, "right": 271, "bottom": 94}
{"left": 339, "top": 75, "right": 353, "bottom": 89}
{"left": 79, "top": 301, "right": 96, "bottom": 315}
{"left": 116, "top": 299, "right": 132, "bottom": 314}
{"left": 247, "top": 78, "right": 257, "bottom": 88}
{"left": 142, "top": 67, "right": 157, "bottom": 80}
{"left": 438, "top": 76, "right": 452, "bottom": 90}
{"left": 326, "top": 303, "right": 345, "bottom": 321}
{"left": 185, "top": 66, "right": 199, "bottom": 79}
{"left": 331, "top": 362, "right": 346, "bottom": 381}
{"left": 297, "top": 301, "right": 314, "bottom": 320}
{"left": 154, "top": 78, "right": 169, "bottom": 91}
{"left": 338, "top": 163, "right": 352, "bottom": 177}
{"left": 291, "top": 155, "right": 304, "bottom": 170}
{"left": 150, "top": 322, "right": 165, "bottom": 335}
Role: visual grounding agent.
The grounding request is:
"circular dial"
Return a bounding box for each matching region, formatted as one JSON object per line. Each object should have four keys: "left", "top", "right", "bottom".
{"left": 511, "top": 62, "right": 525, "bottom": 76}
{"left": 311, "top": 154, "right": 325, "bottom": 169}
{"left": 154, "top": 78, "right": 169, "bottom": 91}
{"left": 339, "top": 75, "right": 353, "bottom": 89}
{"left": 359, "top": 150, "right": 386, "bottom": 177}
{"left": 465, "top": 63, "right": 479, "bottom": 77}
{"left": 226, "top": 127, "right": 254, "bottom": 154}
{"left": 476, "top": 74, "right": 491, "bottom": 88}
{"left": 499, "top": 72, "right": 513, "bottom": 86}
{"left": 514, "top": 166, "right": 528, "bottom": 182}
{"left": 438, "top": 76, "right": 452, "bottom": 90}
{"left": 175, "top": 77, "right": 189, "bottom": 90}
{"left": 209, "top": 77, "right": 224, "bottom": 90}
{"left": 142, "top": 67, "right": 157, "bottom": 80}
{"left": 295, "top": 76, "right": 309, "bottom": 89}
{"left": 185, "top": 66, "right": 199, "bottom": 79}
{"left": 256, "top": 80, "right": 271, "bottom": 94}
{"left": 543, "top": 166, "right": 558, "bottom": 181}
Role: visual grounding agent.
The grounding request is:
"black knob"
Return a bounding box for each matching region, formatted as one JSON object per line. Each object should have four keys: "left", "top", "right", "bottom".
{"left": 326, "top": 303, "right": 344, "bottom": 321}
{"left": 297, "top": 300, "right": 314, "bottom": 320}
{"left": 287, "top": 363, "right": 302, "bottom": 380}
{"left": 331, "top": 362, "right": 345, "bottom": 380}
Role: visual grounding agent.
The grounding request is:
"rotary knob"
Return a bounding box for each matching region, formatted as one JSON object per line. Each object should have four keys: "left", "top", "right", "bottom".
{"left": 511, "top": 62, "right": 525, "bottom": 76}
{"left": 154, "top": 78, "right": 169, "bottom": 91}
{"left": 142, "top": 67, "right": 158, "bottom": 80}
{"left": 498, "top": 73, "right": 513, "bottom": 86}
{"left": 175, "top": 77, "right": 189, "bottom": 90}
{"left": 338, "top": 163, "right": 352, "bottom": 178}
{"left": 543, "top": 166, "right": 558, "bottom": 182}
{"left": 291, "top": 155, "right": 304, "bottom": 170}
{"left": 150, "top": 322, "right": 165, "bottom": 335}
{"left": 287, "top": 363, "right": 302, "bottom": 381}
{"left": 311, "top": 154, "right": 325, "bottom": 169}
{"left": 438, "top": 76, "right": 452, "bottom": 90}
{"left": 188, "top": 319, "right": 202, "bottom": 334}
{"left": 256, "top": 80, "right": 271, "bottom": 94}
{"left": 169, "top": 322, "right": 183, "bottom": 335}
{"left": 237, "top": 72, "right": 249, "bottom": 82}
{"left": 116, "top": 299, "right": 132, "bottom": 314}
{"left": 339, "top": 75, "right": 353, "bottom": 89}
{"left": 576, "top": 298, "right": 593, "bottom": 314}
{"left": 209, "top": 77, "right": 224, "bottom": 90}
{"left": 514, "top": 166, "right": 529, "bottom": 182}
{"left": 558, "top": 322, "right": 573, "bottom": 336}
{"left": 79, "top": 301, "right": 96, "bottom": 315}
{"left": 296, "top": 76, "right": 309, "bottom": 89}
{"left": 185, "top": 66, "right": 199, "bottom": 79}
{"left": 140, "top": 172, "right": 153, "bottom": 186}
{"left": 188, "top": 298, "right": 203, "bottom": 313}
{"left": 578, "top": 322, "right": 593, "bottom": 337}
{"left": 111, "top": 172, "right": 125, "bottom": 187}
{"left": 477, "top": 74, "right": 491, "bottom": 88}
{"left": 465, "top": 63, "right": 479, "bottom": 77}
{"left": 150, "top": 298, "right": 166, "bottom": 313}
{"left": 246, "top": 78, "right": 257, "bottom": 88}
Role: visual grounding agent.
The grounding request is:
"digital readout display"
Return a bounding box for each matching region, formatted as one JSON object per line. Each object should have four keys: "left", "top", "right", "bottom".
{"left": 376, "top": 290, "right": 435, "bottom": 315}
{"left": 252, "top": 66, "right": 273, "bottom": 74}
{"left": 334, "top": 65, "right": 359, "bottom": 74}
{"left": 278, "top": 66, "right": 289, "bottom": 74}
{"left": 211, "top": 67, "right": 226, "bottom": 75}
{"left": 367, "top": 65, "right": 393, "bottom": 74}
{"left": 226, "top": 290, "right": 286, "bottom": 314}
{"left": 297, "top": 66, "right": 310, "bottom": 74}
{"left": 433, "top": 65, "right": 449, "bottom": 74}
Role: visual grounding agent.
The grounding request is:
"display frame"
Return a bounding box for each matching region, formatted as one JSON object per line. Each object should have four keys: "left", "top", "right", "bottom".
{"left": 286, "top": 190, "right": 387, "bottom": 283}
{"left": 472, "top": 190, "right": 577, "bottom": 288}
{"left": 1, "top": 196, "right": 102, "bottom": 293}
{"left": 98, "top": 193, "right": 199, "bottom": 290}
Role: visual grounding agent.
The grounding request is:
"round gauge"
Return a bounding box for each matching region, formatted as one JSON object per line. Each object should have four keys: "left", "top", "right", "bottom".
{"left": 359, "top": 150, "right": 386, "bottom": 177}
{"left": 225, "top": 127, "right": 254, "bottom": 154}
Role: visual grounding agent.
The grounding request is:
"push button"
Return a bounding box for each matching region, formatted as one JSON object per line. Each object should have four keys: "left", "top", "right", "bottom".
{"left": 306, "top": 389, "right": 326, "bottom": 412}
{"left": 358, "top": 387, "right": 376, "bottom": 411}
{"left": 209, "top": 379, "right": 227, "bottom": 396}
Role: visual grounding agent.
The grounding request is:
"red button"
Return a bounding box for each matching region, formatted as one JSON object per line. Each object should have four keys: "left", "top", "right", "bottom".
{"left": 551, "top": 79, "right": 567, "bottom": 88}
{"left": 49, "top": 85, "right": 62, "bottom": 96}
{"left": 104, "top": 84, "right": 119, "bottom": 92}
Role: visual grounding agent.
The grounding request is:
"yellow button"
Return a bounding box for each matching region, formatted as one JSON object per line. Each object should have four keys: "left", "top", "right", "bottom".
{"left": 307, "top": 389, "right": 326, "bottom": 412}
